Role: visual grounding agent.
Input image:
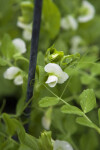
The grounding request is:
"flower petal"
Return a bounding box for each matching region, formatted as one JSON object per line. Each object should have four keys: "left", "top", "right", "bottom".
{"left": 42, "top": 116, "right": 51, "bottom": 130}
{"left": 58, "top": 72, "right": 69, "bottom": 84}
{"left": 78, "top": 1, "right": 95, "bottom": 22}
{"left": 3, "top": 67, "right": 20, "bottom": 80}
{"left": 12, "top": 38, "right": 26, "bottom": 54}
{"left": 61, "top": 15, "right": 78, "bottom": 30}
{"left": 17, "top": 21, "right": 32, "bottom": 30}
{"left": 44, "top": 63, "right": 63, "bottom": 77}
{"left": 53, "top": 140, "right": 73, "bottom": 150}
{"left": 17, "top": 21, "right": 28, "bottom": 29}
{"left": 45, "top": 75, "right": 58, "bottom": 87}
{"left": 71, "top": 36, "right": 83, "bottom": 48}
{"left": 67, "top": 15, "right": 78, "bottom": 30}
{"left": 14, "top": 75, "right": 23, "bottom": 85}
{"left": 23, "top": 30, "right": 32, "bottom": 41}
{"left": 61, "top": 18, "right": 70, "bottom": 30}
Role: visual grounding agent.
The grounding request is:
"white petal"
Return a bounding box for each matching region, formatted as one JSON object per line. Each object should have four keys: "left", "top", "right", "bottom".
{"left": 53, "top": 140, "right": 73, "bottom": 150}
{"left": 70, "top": 36, "right": 84, "bottom": 54}
{"left": 12, "top": 38, "right": 26, "bottom": 54}
{"left": 58, "top": 72, "right": 69, "bottom": 84}
{"left": 45, "top": 75, "right": 58, "bottom": 87}
{"left": 17, "top": 21, "right": 28, "bottom": 29}
{"left": 44, "top": 63, "right": 63, "bottom": 77}
{"left": 45, "top": 63, "right": 69, "bottom": 85}
{"left": 71, "top": 36, "right": 83, "bottom": 48}
{"left": 3, "top": 67, "right": 20, "bottom": 80}
{"left": 61, "top": 16, "right": 78, "bottom": 30}
{"left": 17, "top": 21, "right": 32, "bottom": 30}
{"left": 78, "top": 1, "right": 95, "bottom": 22}
{"left": 42, "top": 116, "right": 51, "bottom": 130}
{"left": 22, "top": 30, "right": 32, "bottom": 41}
{"left": 78, "top": 15, "right": 93, "bottom": 22}
{"left": 61, "top": 18, "right": 70, "bottom": 30}
{"left": 14, "top": 75, "right": 23, "bottom": 85}
{"left": 67, "top": 15, "right": 78, "bottom": 30}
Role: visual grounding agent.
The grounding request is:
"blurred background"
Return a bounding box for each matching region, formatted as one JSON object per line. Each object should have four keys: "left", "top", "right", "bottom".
{"left": 0, "top": 0, "right": 100, "bottom": 149}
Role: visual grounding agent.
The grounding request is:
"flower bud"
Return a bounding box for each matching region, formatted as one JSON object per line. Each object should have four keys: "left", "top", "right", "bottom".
{"left": 45, "top": 47, "right": 64, "bottom": 63}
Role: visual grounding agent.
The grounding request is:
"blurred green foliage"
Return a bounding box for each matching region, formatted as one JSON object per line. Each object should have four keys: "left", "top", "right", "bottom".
{"left": 0, "top": 0, "right": 100, "bottom": 150}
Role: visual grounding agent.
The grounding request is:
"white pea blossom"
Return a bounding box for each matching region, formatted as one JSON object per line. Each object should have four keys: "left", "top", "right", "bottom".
{"left": 61, "top": 15, "right": 78, "bottom": 30}
{"left": 53, "top": 140, "right": 73, "bottom": 150}
{"left": 4, "top": 67, "right": 20, "bottom": 80}
{"left": 78, "top": 1, "right": 95, "bottom": 23}
{"left": 41, "top": 108, "right": 52, "bottom": 130}
{"left": 14, "top": 75, "right": 23, "bottom": 85}
{"left": 17, "top": 21, "right": 31, "bottom": 29}
{"left": 3, "top": 67, "right": 23, "bottom": 85}
{"left": 17, "top": 21, "right": 32, "bottom": 41}
{"left": 44, "top": 63, "right": 69, "bottom": 87}
{"left": 22, "top": 29, "right": 32, "bottom": 41}
{"left": 12, "top": 38, "right": 26, "bottom": 54}
{"left": 42, "top": 116, "right": 51, "bottom": 130}
{"left": 70, "top": 36, "right": 83, "bottom": 53}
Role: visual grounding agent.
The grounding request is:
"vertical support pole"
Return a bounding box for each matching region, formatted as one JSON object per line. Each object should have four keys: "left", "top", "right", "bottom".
{"left": 25, "top": 0, "right": 43, "bottom": 132}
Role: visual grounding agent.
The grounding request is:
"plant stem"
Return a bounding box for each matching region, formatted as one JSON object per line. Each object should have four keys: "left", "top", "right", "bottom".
{"left": 25, "top": 0, "right": 43, "bottom": 132}
{"left": 83, "top": 113, "right": 100, "bottom": 134}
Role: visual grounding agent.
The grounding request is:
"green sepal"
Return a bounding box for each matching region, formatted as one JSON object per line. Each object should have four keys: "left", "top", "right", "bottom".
{"left": 39, "top": 131, "right": 53, "bottom": 150}
{"left": 60, "top": 53, "right": 80, "bottom": 68}
{"left": 18, "top": 1, "right": 34, "bottom": 24}
{"left": 45, "top": 47, "right": 64, "bottom": 63}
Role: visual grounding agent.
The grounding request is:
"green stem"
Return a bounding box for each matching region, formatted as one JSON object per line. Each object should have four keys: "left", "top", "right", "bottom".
{"left": 0, "top": 131, "right": 19, "bottom": 145}
{"left": 42, "top": 82, "right": 100, "bottom": 134}
{"left": 83, "top": 113, "right": 100, "bottom": 134}
{"left": 69, "top": 136, "right": 79, "bottom": 150}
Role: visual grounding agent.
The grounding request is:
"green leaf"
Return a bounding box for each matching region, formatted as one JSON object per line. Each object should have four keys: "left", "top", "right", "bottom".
{"left": 54, "top": 38, "right": 67, "bottom": 54}
{"left": 42, "top": 0, "right": 60, "bottom": 39}
{"left": 91, "top": 63, "right": 100, "bottom": 76}
{"left": 19, "top": 144, "right": 32, "bottom": 150}
{"left": 13, "top": 54, "right": 29, "bottom": 64}
{"left": 0, "top": 57, "right": 7, "bottom": 66}
{"left": 39, "top": 131, "right": 53, "bottom": 150}
{"left": 3, "top": 113, "right": 17, "bottom": 136}
{"left": 79, "top": 89, "right": 96, "bottom": 113}
{"left": 14, "top": 120, "right": 25, "bottom": 142}
{"left": 80, "top": 73, "right": 94, "bottom": 85}
{"left": 16, "top": 96, "right": 25, "bottom": 117}
{"left": 98, "top": 108, "right": 100, "bottom": 126}
{"left": 39, "top": 97, "right": 59, "bottom": 107}
{"left": 21, "top": 133, "right": 39, "bottom": 150}
{"left": 37, "top": 52, "right": 45, "bottom": 66}
{"left": 61, "top": 104, "right": 83, "bottom": 116}
{"left": 0, "top": 139, "right": 18, "bottom": 150}
{"left": 2, "top": 113, "right": 25, "bottom": 139}
{"left": 78, "top": 16, "right": 100, "bottom": 43}
{"left": 80, "top": 130, "right": 99, "bottom": 150}
{"left": 54, "top": 0, "right": 81, "bottom": 15}
{"left": 1, "top": 34, "right": 15, "bottom": 59}
{"left": 37, "top": 65, "right": 46, "bottom": 83}
{"left": 16, "top": 96, "right": 33, "bottom": 117}
{"left": 64, "top": 115, "right": 77, "bottom": 135}
{"left": 16, "top": 76, "right": 28, "bottom": 116}
{"left": 68, "top": 73, "right": 82, "bottom": 94}
{"left": 76, "top": 117, "right": 96, "bottom": 129}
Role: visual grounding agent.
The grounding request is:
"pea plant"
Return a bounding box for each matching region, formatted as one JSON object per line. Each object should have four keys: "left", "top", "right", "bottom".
{"left": 0, "top": 0, "right": 100, "bottom": 150}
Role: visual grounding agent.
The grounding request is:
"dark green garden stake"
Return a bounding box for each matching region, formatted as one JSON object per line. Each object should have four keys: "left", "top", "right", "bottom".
{"left": 25, "top": 0, "right": 43, "bottom": 132}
